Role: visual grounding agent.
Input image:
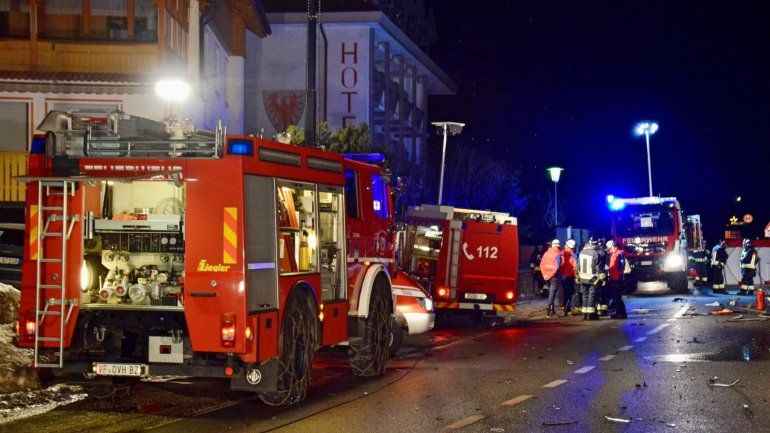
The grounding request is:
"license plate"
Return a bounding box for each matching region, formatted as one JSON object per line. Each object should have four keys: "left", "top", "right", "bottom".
{"left": 93, "top": 363, "right": 146, "bottom": 377}
{"left": 465, "top": 293, "right": 487, "bottom": 300}
{"left": 640, "top": 261, "right": 653, "bottom": 266}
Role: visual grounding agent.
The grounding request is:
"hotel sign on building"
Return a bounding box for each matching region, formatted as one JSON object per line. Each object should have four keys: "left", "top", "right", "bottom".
{"left": 245, "top": 11, "right": 455, "bottom": 164}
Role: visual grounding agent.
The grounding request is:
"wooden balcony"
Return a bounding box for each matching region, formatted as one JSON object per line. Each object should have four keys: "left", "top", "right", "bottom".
{"left": 0, "top": 39, "right": 161, "bottom": 75}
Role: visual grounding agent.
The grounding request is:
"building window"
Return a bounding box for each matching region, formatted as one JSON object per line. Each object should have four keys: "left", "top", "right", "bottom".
{"left": 0, "top": 101, "right": 29, "bottom": 152}
{"left": 39, "top": 0, "right": 82, "bottom": 39}
{"left": 90, "top": 0, "right": 128, "bottom": 40}
{"left": 134, "top": 0, "right": 157, "bottom": 42}
{"left": 0, "top": 0, "right": 30, "bottom": 38}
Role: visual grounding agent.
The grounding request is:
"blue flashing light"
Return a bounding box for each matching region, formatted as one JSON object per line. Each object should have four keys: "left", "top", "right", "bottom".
{"left": 344, "top": 153, "right": 385, "bottom": 165}
{"left": 227, "top": 139, "right": 253, "bottom": 156}
{"left": 30, "top": 135, "right": 46, "bottom": 154}
{"left": 606, "top": 194, "right": 615, "bottom": 204}
{"left": 609, "top": 199, "right": 626, "bottom": 211}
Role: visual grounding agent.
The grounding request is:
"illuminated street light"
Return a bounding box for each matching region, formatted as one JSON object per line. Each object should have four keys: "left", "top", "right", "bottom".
{"left": 634, "top": 121, "right": 659, "bottom": 197}
{"left": 155, "top": 78, "right": 191, "bottom": 104}
{"left": 547, "top": 166, "right": 563, "bottom": 226}
{"left": 431, "top": 121, "right": 466, "bottom": 205}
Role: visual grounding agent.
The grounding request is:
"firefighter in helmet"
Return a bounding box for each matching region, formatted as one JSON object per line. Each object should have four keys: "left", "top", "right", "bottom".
{"left": 739, "top": 238, "right": 758, "bottom": 295}
{"left": 561, "top": 239, "right": 578, "bottom": 316}
{"left": 577, "top": 239, "right": 606, "bottom": 320}
{"left": 540, "top": 239, "right": 563, "bottom": 317}
{"left": 710, "top": 239, "right": 728, "bottom": 293}
{"left": 606, "top": 240, "right": 627, "bottom": 319}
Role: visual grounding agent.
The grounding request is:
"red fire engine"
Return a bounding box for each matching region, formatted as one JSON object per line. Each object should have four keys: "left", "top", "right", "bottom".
{"left": 15, "top": 110, "right": 420, "bottom": 405}
{"left": 607, "top": 195, "right": 689, "bottom": 293}
{"left": 398, "top": 205, "right": 519, "bottom": 320}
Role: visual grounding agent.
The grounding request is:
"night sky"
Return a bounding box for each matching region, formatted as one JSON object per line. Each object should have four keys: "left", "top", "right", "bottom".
{"left": 428, "top": 1, "right": 770, "bottom": 243}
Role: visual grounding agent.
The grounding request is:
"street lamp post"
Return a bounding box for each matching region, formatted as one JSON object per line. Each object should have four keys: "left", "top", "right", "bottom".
{"left": 431, "top": 121, "right": 466, "bottom": 205}
{"left": 634, "top": 121, "right": 659, "bottom": 197}
{"left": 547, "top": 166, "right": 563, "bottom": 227}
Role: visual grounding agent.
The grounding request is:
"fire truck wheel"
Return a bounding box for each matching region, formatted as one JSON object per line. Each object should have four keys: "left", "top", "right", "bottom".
{"left": 350, "top": 274, "right": 393, "bottom": 377}
{"left": 670, "top": 272, "right": 689, "bottom": 293}
{"left": 258, "top": 288, "right": 319, "bottom": 406}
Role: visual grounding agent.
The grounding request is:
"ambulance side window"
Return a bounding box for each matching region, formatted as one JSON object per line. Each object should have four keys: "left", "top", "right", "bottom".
{"left": 344, "top": 169, "right": 359, "bottom": 219}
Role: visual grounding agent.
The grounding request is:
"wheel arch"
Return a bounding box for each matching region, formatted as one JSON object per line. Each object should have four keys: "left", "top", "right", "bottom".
{"left": 353, "top": 264, "right": 392, "bottom": 319}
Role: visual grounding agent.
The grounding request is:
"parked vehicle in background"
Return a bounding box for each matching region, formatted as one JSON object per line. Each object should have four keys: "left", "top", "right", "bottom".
{"left": 0, "top": 202, "right": 24, "bottom": 285}
{"left": 607, "top": 195, "right": 689, "bottom": 293}
{"left": 16, "top": 110, "right": 406, "bottom": 406}
{"left": 397, "top": 205, "right": 519, "bottom": 323}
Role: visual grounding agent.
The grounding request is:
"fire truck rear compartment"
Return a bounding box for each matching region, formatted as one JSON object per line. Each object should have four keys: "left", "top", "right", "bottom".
{"left": 81, "top": 180, "right": 185, "bottom": 310}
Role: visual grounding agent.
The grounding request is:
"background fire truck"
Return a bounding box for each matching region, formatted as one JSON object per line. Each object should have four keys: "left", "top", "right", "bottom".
{"left": 15, "top": 110, "right": 412, "bottom": 406}
{"left": 607, "top": 196, "right": 689, "bottom": 293}
{"left": 397, "top": 205, "right": 519, "bottom": 322}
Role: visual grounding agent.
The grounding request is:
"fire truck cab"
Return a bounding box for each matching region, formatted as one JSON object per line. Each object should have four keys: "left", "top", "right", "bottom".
{"left": 16, "top": 111, "right": 397, "bottom": 405}
{"left": 399, "top": 205, "right": 519, "bottom": 320}
{"left": 608, "top": 195, "right": 689, "bottom": 294}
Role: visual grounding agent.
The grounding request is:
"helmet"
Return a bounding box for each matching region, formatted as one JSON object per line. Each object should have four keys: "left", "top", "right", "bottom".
{"left": 551, "top": 239, "right": 561, "bottom": 247}
{"left": 743, "top": 238, "right": 751, "bottom": 247}
{"left": 566, "top": 239, "right": 576, "bottom": 249}
{"left": 605, "top": 240, "right": 615, "bottom": 250}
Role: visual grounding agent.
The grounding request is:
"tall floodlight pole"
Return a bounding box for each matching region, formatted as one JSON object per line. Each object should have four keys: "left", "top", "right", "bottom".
{"left": 431, "top": 121, "right": 466, "bottom": 205}
{"left": 634, "top": 121, "right": 659, "bottom": 197}
{"left": 547, "top": 167, "right": 563, "bottom": 227}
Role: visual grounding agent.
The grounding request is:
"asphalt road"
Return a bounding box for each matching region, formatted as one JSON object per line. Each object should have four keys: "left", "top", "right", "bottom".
{"left": 5, "top": 286, "right": 770, "bottom": 433}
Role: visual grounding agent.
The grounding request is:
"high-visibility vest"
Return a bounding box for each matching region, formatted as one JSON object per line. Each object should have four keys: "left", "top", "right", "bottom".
{"left": 540, "top": 247, "right": 561, "bottom": 280}
{"left": 608, "top": 249, "right": 625, "bottom": 281}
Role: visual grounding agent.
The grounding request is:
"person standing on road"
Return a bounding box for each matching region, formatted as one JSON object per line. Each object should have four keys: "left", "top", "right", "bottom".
{"left": 710, "top": 239, "right": 728, "bottom": 292}
{"left": 529, "top": 245, "right": 545, "bottom": 296}
{"left": 540, "top": 239, "right": 563, "bottom": 317}
{"left": 606, "top": 240, "right": 627, "bottom": 319}
{"left": 740, "top": 239, "right": 758, "bottom": 295}
{"left": 561, "top": 239, "right": 578, "bottom": 316}
{"left": 577, "top": 239, "right": 606, "bottom": 320}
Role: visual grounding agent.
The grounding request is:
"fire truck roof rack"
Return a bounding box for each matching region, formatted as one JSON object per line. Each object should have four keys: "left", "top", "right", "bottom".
{"left": 37, "top": 110, "right": 225, "bottom": 159}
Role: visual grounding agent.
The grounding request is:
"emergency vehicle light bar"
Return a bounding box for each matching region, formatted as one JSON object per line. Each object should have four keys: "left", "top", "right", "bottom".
{"left": 608, "top": 196, "right": 678, "bottom": 208}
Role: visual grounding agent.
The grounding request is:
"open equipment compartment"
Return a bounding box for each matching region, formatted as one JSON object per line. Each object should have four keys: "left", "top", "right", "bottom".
{"left": 81, "top": 179, "right": 186, "bottom": 311}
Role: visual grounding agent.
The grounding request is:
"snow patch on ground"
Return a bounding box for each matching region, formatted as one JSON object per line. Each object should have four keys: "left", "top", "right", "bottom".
{"left": 0, "top": 384, "right": 87, "bottom": 425}
{"left": 0, "top": 282, "right": 37, "bottom": 394}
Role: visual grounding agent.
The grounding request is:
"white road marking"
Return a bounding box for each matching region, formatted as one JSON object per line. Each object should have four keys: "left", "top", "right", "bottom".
{"left": 446, "top": 415, "right": 485, "bottom": 430}
{"left": 501, "top": 394, "right": 533, "bottom": 407}
{"left": 634, "top": 336, "right": 647, "bottom": 343}
{"left": 647, "top": 323, "right": 670, "bottom": 335}
{"left": 574, "top": 365, "right": 595, "bottom": 374}
{"left": 617, "top": 345, "right": 633, "bottom": 352}
{"left": 599, "top": 354, "right": 616, "bottom": 361}
{"left": 543, "top": 379, "right": 568, "bottom": 388}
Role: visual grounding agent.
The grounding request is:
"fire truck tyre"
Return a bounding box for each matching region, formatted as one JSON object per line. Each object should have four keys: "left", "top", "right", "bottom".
{"left": 350, "top": 274, "right": 393, "bottom": 377}
{"left": 389, "top": 322, "right": 406, "bottom": 357}
{"left": 258, "top": 289, "right": 318, "bottom": 407}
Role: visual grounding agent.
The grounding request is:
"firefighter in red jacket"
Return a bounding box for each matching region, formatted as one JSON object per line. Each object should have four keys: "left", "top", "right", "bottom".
{"left": 540, "top": 239, "right": 563, "bottom": 317}
{"left": 606, "top": 240, "right": 627, "bottom": 319}
{"left": 561, "top": 239, "right": 578, "bottom": 316}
